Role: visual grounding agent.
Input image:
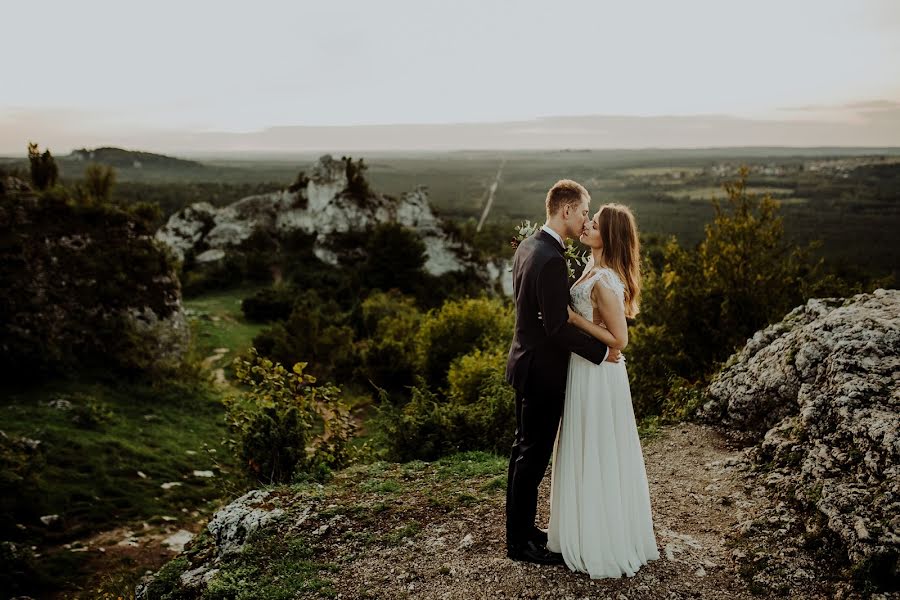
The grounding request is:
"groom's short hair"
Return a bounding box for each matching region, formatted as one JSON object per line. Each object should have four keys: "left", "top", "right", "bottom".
{"left": 546, "top": 179, "right": 590, "bottom": 218}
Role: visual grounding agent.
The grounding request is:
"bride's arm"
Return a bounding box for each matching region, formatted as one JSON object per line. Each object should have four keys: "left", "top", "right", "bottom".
{"left": 566, "top": 284, "right": 628, "bottom": 349}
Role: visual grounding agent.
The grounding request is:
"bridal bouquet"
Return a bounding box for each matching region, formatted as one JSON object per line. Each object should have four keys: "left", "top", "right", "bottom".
{"left": 511, "top": 220, "right": 589, "bottom": 279}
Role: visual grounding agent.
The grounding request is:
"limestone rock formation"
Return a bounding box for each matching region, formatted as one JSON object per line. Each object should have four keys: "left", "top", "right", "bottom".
{"left": 156, "top": 155, "right": 471, "bottom": 278}
{"left": 205, "top": 489, "right": 285, "bottom": 557}
{"left": 699, "top": 288, "right": 899, "bottom": 581}
{"left": 135, "top": 489, "right": 288, "bottom": 599}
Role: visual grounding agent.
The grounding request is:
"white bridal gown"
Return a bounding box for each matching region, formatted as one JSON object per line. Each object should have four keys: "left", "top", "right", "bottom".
{"left": 547, "top": 267, "right": 660, "bottom": 578}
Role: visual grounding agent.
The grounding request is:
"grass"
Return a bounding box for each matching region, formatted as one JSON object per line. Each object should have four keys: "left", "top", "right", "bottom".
{"left": 0, "top": 284, "right": 281, "bottom": 597}
{"left": 383, "top": 522, "right": 421, "bottom": 545}
{"left": 433, "top": 451, "right": 507, "bottom": 480}
{"left": 0, "top": 375, "right": 252, "bottom": 598}
{"left": 183, "top": 284, "right": 270, "bottom": 362}
{"left": 1, "top": 379, "right": 244, "bottom": 540}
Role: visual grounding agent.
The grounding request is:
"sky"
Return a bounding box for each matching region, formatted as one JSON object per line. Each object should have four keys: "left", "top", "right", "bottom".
{"left": 1, "top": 0, "right": 899, "bottom": 154}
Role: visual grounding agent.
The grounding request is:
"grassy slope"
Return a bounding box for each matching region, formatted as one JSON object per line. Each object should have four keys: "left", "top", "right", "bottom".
{"left": 0, "top": 285, "right": 269, "bottom": 596}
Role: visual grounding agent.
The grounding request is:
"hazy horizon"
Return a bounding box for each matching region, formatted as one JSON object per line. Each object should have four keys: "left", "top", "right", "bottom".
{"left": 3, "top": 106, "right": 900, "bottom": 158}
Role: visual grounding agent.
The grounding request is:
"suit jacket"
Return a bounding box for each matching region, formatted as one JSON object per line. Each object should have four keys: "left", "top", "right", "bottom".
{"left": 505, "top": 229, "right": 609, "bottom": 396}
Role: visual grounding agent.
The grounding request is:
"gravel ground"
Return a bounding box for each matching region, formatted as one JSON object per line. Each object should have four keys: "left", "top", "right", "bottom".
{"left": 317, "top": 423, "right": 873, "bottom": 600}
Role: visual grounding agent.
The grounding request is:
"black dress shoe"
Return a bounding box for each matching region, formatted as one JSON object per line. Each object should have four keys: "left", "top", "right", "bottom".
{"left": 530, "top": 526, "right": 548, "bottom": 546}
{"left": 507, "top": 540, "right": 565, "bottom": 565}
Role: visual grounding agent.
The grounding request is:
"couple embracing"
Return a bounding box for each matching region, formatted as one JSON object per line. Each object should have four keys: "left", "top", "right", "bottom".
{"left": 505, "top": 179, "right": 660, "bottom": 578}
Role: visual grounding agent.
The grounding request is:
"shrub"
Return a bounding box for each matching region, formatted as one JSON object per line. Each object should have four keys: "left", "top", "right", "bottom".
{"left": 355, "top": 291, "right": 421, "bottom": 391}
{"left": 226, "top": 349, "right": 355, "bottom": 484}
{"left": 252, "top": 290, "right": 355, "bottom": 380}
{"left": 376, "top": 345, "right": 516, "bottom": 461}
{"left": 27, "top": 142, "right": 58, "bottom": 191}
{"left": 69, "top": 397, "right": 116, "bottom": 430}
{"left": 342, "top": 156, "right": 372, "bottom": 202}
{"left": 0, "top": 432, "right": 47, "bottom": 538}
{"left": 81, "top": 163, "right": 116, "bottom": 205}
{"left": 414, "top": 297, "right": 513, "bottom": 388}
{"left": 446, "top": 346, "right": 507, "bottom": 404}
{"left": 0, "top": 191, "right": 184, "bottom": 380}
{"left": 374, "top": 385, "right": 447, "bottom": 461}
{"left": 242, "top": 286, "right": 295, "bottom": 323}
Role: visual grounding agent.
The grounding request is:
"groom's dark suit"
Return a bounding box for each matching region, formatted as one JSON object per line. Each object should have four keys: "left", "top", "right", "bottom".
{"left": 505, "top": 228, "right": 609, "bottom": 549}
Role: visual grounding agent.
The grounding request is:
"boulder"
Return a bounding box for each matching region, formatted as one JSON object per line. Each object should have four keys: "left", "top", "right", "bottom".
{"left": 700, "top": 289, "right": 899, "bottom": 579}
{"left": 206, "top": 489, "right": 285, "bottom": 557}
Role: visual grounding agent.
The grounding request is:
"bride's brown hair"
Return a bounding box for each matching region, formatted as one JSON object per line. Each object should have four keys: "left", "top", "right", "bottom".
{"left": 597, "top": 203, "right": 641, "bottom": 318}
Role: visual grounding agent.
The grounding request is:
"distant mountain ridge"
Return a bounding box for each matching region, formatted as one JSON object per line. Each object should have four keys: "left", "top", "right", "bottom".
{"left": 66, "top": 147, "right": 202, "bottom": 169}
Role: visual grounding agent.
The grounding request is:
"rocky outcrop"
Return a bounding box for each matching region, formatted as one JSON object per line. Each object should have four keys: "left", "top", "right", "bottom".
{"left": 156, "top": 155, "right": 471, "bottom": 278}
{"left": 699, "top": 289, "right": 899, "bottom": 581}
{"left": 135, "top": 489, "right": 288, "bottom": 599}
{"left": 205, "top": 489, "right": 285, "bottom": 557}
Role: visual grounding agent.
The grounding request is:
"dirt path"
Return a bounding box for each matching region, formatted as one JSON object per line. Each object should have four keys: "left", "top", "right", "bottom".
{"left": 476, "top": 159, "right": 505, "bottom": 233}
{"left": 327, "top": 423, "right": 770, "bottom": 599}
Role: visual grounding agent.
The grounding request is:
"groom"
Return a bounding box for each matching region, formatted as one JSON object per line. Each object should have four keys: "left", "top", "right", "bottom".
{"left": 505, "top": 179, "right": 618, "bottom": 565}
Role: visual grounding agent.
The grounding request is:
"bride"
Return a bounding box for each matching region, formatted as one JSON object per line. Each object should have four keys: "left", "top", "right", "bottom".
{"left": 546, "top": 202, "right": 660, "bottom": 578}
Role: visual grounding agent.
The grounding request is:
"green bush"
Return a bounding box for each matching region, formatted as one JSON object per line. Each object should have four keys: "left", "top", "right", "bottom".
{"left": 376, "top": 345, "right": 515, "bottom": 461}
{"left": 414, "top": 296, "right": 513, "bottom": 388}
{"left": 0, "top": 191, "right": 184, "bottom": 380}
{"left": 226, "top": 349, "right": 356, "bottom": 484}
{"left": 362, "top": 222, "right": 427, "bottom": 294}
{"left": 0, "top": 541, "right": 41, "bottom": 598}
{"left": 355, "top": 291, "right": 421, "bottom": 391}
{"left": 241, "top": 285, "right": 296, "bottom": 322}
{"left": 27, "top": 143, "right": 58, "bottom": 191}
{"left": 446, "top": 346, "right": 507, "bottom": 404}
{"left": 252, "top": 290, "right": 355, "bottom": 380}
{"left": 69, "top": 397, "right": 116, "bottom": 430}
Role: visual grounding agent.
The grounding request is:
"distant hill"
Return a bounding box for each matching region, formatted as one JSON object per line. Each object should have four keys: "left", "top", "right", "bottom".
{"left": 66, "top": 147, "right": 203, "bottom": 169}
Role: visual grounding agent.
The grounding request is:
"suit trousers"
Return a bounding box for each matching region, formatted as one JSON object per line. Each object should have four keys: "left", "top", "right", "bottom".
{"left": 505, "top": 374, "right": 565, "bottom": 546}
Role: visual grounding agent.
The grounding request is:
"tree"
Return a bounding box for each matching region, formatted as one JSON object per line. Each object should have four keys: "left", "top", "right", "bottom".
{"left": 27, "top": 142, "right": 58, "bottom": 191}
{"left": 342, "top": 156, "right": 372, "bottom": 201}
{"left": 363, "top": 222, "right": 427, "bottom": 293}
{"left": 627, "top": 167, "right": 846, "bottom": 419}
{"left": 83, "top": 163, "right": 116, "bottom": 204}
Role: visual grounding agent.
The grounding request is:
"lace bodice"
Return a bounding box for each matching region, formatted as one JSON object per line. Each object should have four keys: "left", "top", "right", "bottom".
{"left": 570, "top": 267, "right": 626, "bottom": 321}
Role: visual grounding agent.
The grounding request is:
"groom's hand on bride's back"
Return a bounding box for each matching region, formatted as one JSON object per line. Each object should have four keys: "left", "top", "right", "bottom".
{"left": 605, "top": 348, "right": 621, "bottom": 363}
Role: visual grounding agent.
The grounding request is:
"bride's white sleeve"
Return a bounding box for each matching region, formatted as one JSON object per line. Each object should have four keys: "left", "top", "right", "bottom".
{"left": 594, "top": 268, "right": 625, "bottom": 299}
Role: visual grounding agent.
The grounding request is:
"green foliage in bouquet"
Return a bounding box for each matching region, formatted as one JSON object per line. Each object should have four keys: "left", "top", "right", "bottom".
{"left": 226, "top": 349, "right": 356, "bottom": 484}
{"left": 511, "top": 220, "right": 589, "bottom": 279}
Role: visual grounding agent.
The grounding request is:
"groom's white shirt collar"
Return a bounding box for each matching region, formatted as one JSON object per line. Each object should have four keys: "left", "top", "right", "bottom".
{"left": 540, "top": 225, "right": 565, "bottom": 249}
